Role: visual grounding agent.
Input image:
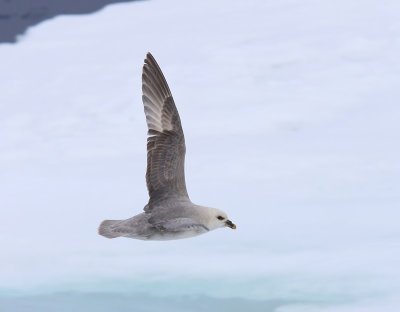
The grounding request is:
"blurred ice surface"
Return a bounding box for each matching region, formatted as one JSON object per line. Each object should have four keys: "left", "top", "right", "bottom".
{"left": 0, "top": 0, "right": 399, "bottom": 311}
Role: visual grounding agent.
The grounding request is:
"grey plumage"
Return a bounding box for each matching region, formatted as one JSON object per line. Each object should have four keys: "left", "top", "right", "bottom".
{"left": 142, "top": 53, "right": 188, "bottom": 207}
{"left": 98, "top": 53, "right": 235, "bottom": 241}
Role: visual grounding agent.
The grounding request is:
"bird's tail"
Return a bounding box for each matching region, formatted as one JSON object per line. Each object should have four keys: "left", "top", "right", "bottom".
{"left": 98, "top": 220, "right": 122, "bottom": 239}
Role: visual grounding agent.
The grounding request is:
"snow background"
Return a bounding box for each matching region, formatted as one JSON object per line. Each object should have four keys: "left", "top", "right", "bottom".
{"left": 1, "top": 0, "right": 399, "bottom": 311}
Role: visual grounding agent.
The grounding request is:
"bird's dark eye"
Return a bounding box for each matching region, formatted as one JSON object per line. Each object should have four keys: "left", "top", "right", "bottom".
{"left": 217, "top": 216, "right": 224, "bottom": 220}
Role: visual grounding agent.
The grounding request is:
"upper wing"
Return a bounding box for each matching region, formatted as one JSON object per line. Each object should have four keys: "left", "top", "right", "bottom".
{"left": 142, "top": 53, "right": 189, "bottom": 208}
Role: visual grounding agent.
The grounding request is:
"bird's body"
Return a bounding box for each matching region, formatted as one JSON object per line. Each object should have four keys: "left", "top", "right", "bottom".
{"left": 99, "top": 206, "right": 210, "bottom": 241}
{"left": 98, "top": 53, "right": 235, "bottom": 241}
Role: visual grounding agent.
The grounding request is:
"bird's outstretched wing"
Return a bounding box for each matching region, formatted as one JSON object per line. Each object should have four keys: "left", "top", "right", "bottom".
{"left": 142, "top": 53, "right": 189, "bottom": 209}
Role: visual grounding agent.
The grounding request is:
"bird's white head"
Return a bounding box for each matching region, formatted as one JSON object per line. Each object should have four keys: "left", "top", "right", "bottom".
{"left": 202, "top": 207, "right": 236, "bottom": 231}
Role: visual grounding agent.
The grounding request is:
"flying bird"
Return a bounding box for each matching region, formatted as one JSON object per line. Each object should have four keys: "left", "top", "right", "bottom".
{"left": 98, "top": 53, "right": 236, "bottom": 241}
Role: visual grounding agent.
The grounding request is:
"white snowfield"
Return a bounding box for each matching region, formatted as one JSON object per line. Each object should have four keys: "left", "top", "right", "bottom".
{"left": 0, "top": 0, "right": 399, "bottom": 311}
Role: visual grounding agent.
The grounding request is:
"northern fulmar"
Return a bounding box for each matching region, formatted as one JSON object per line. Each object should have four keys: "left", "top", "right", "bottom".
{"left": 98, "top": 53, "right": 236, "bottom": 241}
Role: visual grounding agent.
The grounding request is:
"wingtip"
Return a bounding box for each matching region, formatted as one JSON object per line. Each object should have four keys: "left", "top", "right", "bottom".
{"left": 145, "top": 52, "right": 154, "bottom": 63}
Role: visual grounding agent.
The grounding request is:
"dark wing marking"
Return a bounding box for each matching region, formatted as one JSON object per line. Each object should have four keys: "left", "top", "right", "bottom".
{"left": 142, "top": 53, "right": 189, "bottom": 209}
